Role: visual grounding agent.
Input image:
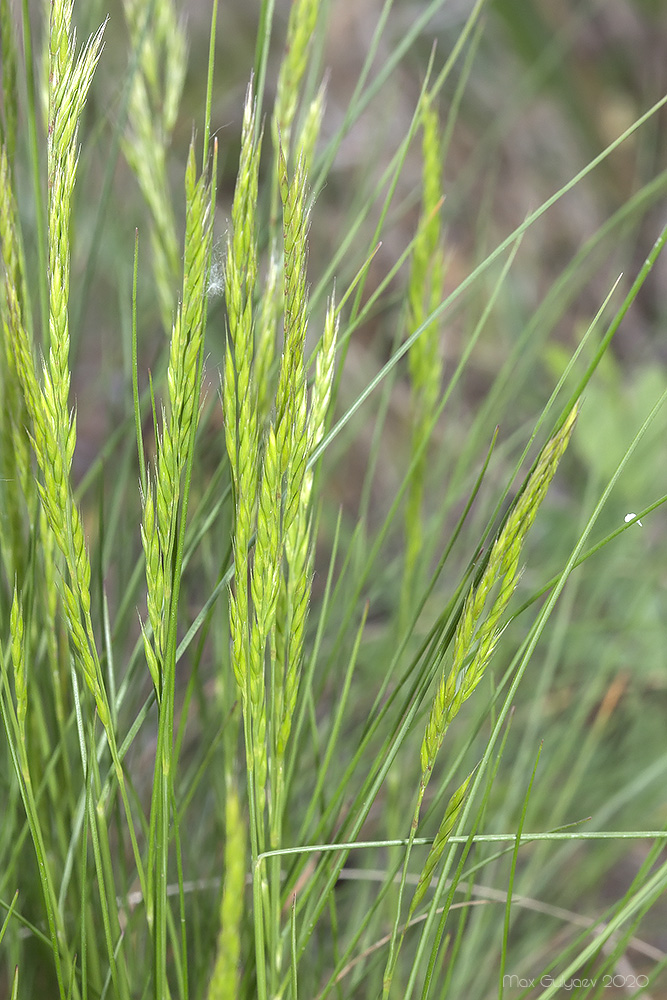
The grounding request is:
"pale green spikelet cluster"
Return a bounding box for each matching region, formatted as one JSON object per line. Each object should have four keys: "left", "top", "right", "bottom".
{"left": 294, "top": 79, "right": 326, "bottom": 179}
{"left": 272, "top": 0, "right": 320, "bottom": 159}
{"left": 206, "top": 778, "right": 246, "bottom": 1000}
{"left": 223, "top": 86, "right": 262, "bottom": 715}
{"left": 254, "top": 250, "right": 281, "bottom": 422}
{"left": 401, "top": 90, "right": 446, "bottom": 624}
{"left": 140, "top": 140, "right": 215, "bottom": 696}
{"left": 274, "top": 288, "right": 337, "bottom": 764}
{"left": 0, "top": 146, "right": 33, "bottom": 586}
{"left": 122, "top": 0, "right": 186, "bottom": 332}
{"left": 407, "top": 91, "right": 446, "bottom": 421}
{"left": 274, "top": 145, "right": 310, "bottom": 504}
{"left": 408, "top": 771, "right": 472, "bottom": 917}
{"left": 222, "top": 85, "right": 338, "bottom": 842}
{"left": 10, "top": 586, "right": 26, "bottom": 739}
{"left": 2, "top": 5, "right": 112, "bottom": 734}
{"left": 310, "top": 294, "right": 338, "bottom": 458}
{"left": 0, "top": 144, "right": 65, "bottom": 719}
{"left": 47, "top": 3, "right": 107, "bottom": 722}
{"left": 269, "top": 146, "right": 333, "bottom": 805}
{"left": 420, "top": 402, "right": 580, "bottom": 783}
{"left": 269, "top": 0, "right": 323, "bottom": 237}
{"left": 47, "top": 5, "right": 106, "bottom": 426}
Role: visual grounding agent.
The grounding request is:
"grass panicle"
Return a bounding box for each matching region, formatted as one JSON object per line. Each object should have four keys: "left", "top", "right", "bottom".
{"left": 400, "top": 88, "right": 446, "bottom": 627}
{"left": 421, "top": 401, "right": 580, "bottom": 783}
{"left": 141, "top": 139, "right": 215, "bottom": 682}
{"left": 220, "top": 81, "right": 269, "bottom": 985}
{"left": 221, "top": 80, "right": 340, "bottom": 993}
{"left": 121, "top": 0, "right": 186, "bottom": 331}
{"left": 4, "top": 3, "right": 112, "bottom": 735}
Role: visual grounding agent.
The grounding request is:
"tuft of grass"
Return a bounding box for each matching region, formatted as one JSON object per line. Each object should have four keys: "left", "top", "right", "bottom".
{"left": 1, "top": 1, "right": 667, "bottom": 999}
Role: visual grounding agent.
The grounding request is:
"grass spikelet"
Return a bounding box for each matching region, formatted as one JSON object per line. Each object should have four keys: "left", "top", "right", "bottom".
{"left": 272, "top": 0, "right": 320, "bottom": 159}
{"left": 4, "top": 3, "right": 113, "bottom": 737}
{"left": 254, "top": 250, "right": 281, "bottom": 422}
{"left": 10, "top": 586, "right": 26, "bottom": 738}
{"left": 121, "top": 0, "right": 187, "bottom": 331}
{"left": 0, "top": 148, "right": 28, "bottom": 321}
{"left": 275, "top": 144, "right": 309, "bottom": 478}
{"left": 309, "top": 293, "right": 338, "bottom": 458}
{"left": 0, "top": 147, "right": 33, "bottom": 585}
{"left": 274, "top": 294, "right": 337, "bottom": 758}
{"left": 294, "top": 79, "right": 326, "bottom": 178}
{"left": 401, "top": 89, "right": 446, "bottom": 625}
{"left": 408, "top": 771, "right": 472, "bottom": 917}
{"left": 141, "top": 137, "right": 214, "bottom": 683}
{"left": 421, "top": 401, "right": 580, "bottom": 783}
{"left": 222, "top": 84, "right": 262, "bottom": 718}
{"left": 4, "top": 27, "right": 146, "bottom": 989}
{"left": 269, "top": 148, "right": 312, "bottom": 766}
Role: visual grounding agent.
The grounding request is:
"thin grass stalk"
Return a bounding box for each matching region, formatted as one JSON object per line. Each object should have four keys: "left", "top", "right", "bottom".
{"left": 322, "top": 58, "right": 436, "bottom": 453}
{"left": 417, "top": 727, "right": 512, "bottom": 1000}
{"left": 498, "top": 744, "right": 542, "bottom": 1000}
{"left": 253, "top": 0, "right": 276, "bottom": 129}
{"left": 80, "top": 740, "right": 92, "bottom": 999}
{"left": 88, "top": 732, "right": 131, "bottom": 1000}
{"left": 202, "top": 0, "right": 219, "bottom": 169}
